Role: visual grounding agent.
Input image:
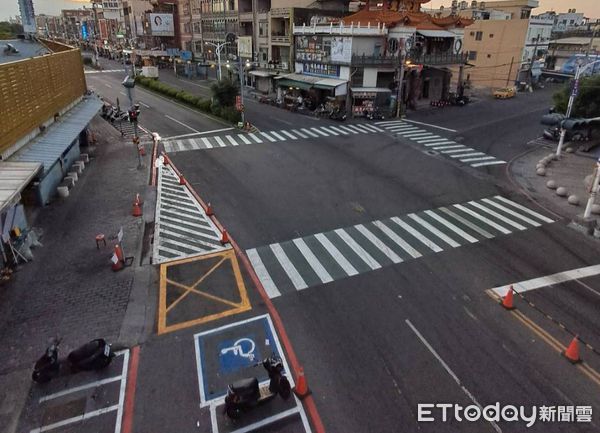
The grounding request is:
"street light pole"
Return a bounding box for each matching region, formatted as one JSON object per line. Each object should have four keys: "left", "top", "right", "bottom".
{"left": 395, "top": 49, "right": 406, "bottom": 118}
{"left": 556, "top": 59, "right": 600, "bottom": 157}
{"left": 205, "top": 41, "right": 229, "bottom": 80}
{"left": 584, "top": 158, "right": 600, "bottom": 219}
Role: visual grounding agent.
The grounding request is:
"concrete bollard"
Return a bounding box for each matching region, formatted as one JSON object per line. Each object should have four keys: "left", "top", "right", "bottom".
{"left": 556, "top": 187, "right": 568, "bottom": 197}
{"left": 80, "top": 153, "right": 90, "bottom": 163}
{"left": 568, "top": 195, "right": 580, "bottom": 206}
{"left": 72, "top": 162, "right": 83, "bottom": 174}
{"left": 537, "top": 168, "right": 546, "bottom": 176}
{"left": 592, "top": 204, "right": 600, "bottom": 215}
{"left": 63, "top": 176, "right": 75, "bottom": 188}
{"left": 546, "top": 180, "right": 557, "bottom": 189}
{"left": 57, "top": 185, "right": 69, "bottom": 198}
{"left": 68, "top": 171, "right": 78, "bottom": 182}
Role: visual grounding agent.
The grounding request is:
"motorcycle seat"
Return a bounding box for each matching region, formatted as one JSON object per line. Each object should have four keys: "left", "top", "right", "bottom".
{"left": 229, "top": 377, "right": 259, "bottom": 397}
{"left": 68, "top": 339, "right": 103, "bottom": 363}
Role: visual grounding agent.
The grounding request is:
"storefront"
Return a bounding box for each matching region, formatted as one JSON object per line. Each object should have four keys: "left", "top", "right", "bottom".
{"left": 275, "top": 73, "right": 348, "bottom": 110}
{"left": 249, "top": 70, "right": 278, "bottom": 94}
{"left": 350, "top": 88, "right": 392, "bottom": 117}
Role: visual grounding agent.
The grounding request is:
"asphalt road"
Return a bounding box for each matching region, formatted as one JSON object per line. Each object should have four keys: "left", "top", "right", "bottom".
{"left": 164, "top": 86, "right": 600, "bottom": 432}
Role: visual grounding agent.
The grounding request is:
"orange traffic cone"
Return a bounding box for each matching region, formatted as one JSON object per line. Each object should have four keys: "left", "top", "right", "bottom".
{"left": 132, "top": 201, "right": 142, "bottom": 217}
{"left": 220, "top": 230, "right": 229, "bottom": 244}
{"left": 111, "top": 253, "right": 123, "bottom": 271}
{"left": 563, "top": 336, "right": 582, "bottom": 364}
{"left": 500, "top": 286, "right": 516, "bottom": 310}
{"left": 114, "top": 244, "right": 124, "bottom": 262}
{"left": 179, "top": 174, "right": 186, "bottom": 185}
{"left": 163, "top": 154, "right": 170, "bottom": 165}
{"left": 293, "top": 367, "right": 310, "bottom": 399}
{"left": 206, "top": 202, "right": 214, "bottom": 216}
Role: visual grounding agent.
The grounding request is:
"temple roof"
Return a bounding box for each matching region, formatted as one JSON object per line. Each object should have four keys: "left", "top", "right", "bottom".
{"left": 341, "top": 6, "right": 473, "bottom": 30}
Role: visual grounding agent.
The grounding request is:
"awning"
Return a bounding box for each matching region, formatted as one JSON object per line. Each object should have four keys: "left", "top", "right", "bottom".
{"left": 0, "top": 161, "right": 42, "bottom": 213}
{"left": 314, "top": 78, "right": 348, "bottom": 90}
{"left": 249, "top": 70, "right": 276, "bottom": 78}
{"left": 9, "top": 96, "right": 103, "bottom": 175}
{"left": 417, "top": 30, "right": 457, "bottom": 38}
{"left": 276, "top": 73, "right": 321, "bottom": 90}
{"left": 350, "top": 87, "right": 392, "bottom": 93}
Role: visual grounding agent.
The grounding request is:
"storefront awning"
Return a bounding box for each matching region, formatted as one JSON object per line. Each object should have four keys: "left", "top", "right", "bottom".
{"left": 276, "top": 73, "right": 321, "bottom": 90}
{"left": 249, "top": 70, "right": 276, "bottom": 78}
{"left": 350, "top": 87, "right": 392, "bottom": 93}
{"left": 417, "top": 30, "right": 457, "bottom": 38}
{"left": 9, "top": 96, "right": 103, "bottom": 175}
{"left": 313, "top": 78, "right": 348, "bottom": 90}
{"left": 0, "top": 162, "right": 42, "bottom": 213}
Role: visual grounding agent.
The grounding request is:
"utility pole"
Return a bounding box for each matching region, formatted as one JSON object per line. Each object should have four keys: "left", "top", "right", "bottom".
{"left": 395, "top": 49, "right": 406, "bottom": 118}
{"left": 205, "top": 41, "right": 228, "bottom": 80}
{"left": 506, "top": 56, "right": 515, "bottom": 87}
{"left": 528, "top": 35, "right": 540, "bottom": 89}
{"left": 238, "top": 51, "right": 246, "bottom": 125}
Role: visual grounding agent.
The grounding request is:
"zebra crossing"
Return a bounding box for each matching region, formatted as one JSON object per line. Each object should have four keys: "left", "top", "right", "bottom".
{"left": 376, "top": 120, "right": 507, "bottom": 168}
{"left": 162, "top": 123, "right": 385, "bottom": 153}
{"left": 153, "top": 163, "right": 231, "bottom": 264}
{"left": 84, "top": 69, "right": 124, "bottom": 74}
{"left": 246, "top": 196, "right": 556, "bottom": 298}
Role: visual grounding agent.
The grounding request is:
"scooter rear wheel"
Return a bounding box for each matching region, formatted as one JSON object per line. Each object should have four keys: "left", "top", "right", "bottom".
{"left": 225, "top": 405, "right": 242, "bottom": 420}
{"left": 279, "top": 376, "right": 291, "bottom": 400}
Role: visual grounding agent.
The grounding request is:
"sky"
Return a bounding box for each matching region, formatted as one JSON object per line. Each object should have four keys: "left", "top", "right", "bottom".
{"left": 1, "top": 0, "right": 599, "bottom": 21}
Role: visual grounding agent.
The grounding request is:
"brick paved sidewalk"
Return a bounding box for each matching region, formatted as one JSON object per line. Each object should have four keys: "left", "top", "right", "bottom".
{"left": 0, "top": 117, "right": 154, "bottom": 432}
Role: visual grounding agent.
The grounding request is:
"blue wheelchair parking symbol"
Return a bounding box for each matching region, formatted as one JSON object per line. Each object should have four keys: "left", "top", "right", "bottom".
{"left": 218, "top": 336, "right": 260, "bottom": 374}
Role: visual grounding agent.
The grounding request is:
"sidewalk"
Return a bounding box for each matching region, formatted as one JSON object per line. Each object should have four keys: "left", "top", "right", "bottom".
{"left": 511, "top": 138, "right": 600, "bottom": 225}
{"left": 0, "top": 117, "right": 155, "bottom": 433}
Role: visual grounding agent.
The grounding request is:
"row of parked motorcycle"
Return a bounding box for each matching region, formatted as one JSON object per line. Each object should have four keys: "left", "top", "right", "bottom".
{"left": 100, "top": 103, "right": 130, "bottom": 123}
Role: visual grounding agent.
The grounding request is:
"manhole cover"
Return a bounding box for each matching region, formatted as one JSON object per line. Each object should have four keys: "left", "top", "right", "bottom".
{"left": 425, "top": 150, "right": 439, "bottom": 155}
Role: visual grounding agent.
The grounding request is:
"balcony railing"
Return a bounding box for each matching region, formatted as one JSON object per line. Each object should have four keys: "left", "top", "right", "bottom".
{"left": 351, "top": 54, "right": 400, "bottom": 67}
{"left": 271, "top": 34, "right": 290, "bottom": 44}
{"left": 408, "top": 51, "right": 468, "bottom": 66}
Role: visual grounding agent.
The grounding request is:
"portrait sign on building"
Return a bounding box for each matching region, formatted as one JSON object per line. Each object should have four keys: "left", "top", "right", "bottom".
{"left": 150, "top": 13, "right": 174, "bottom": 36}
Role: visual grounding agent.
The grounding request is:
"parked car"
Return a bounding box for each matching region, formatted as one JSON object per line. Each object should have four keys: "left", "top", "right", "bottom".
{"left": 493, "top": 87, "right": 516, "bottom": 99}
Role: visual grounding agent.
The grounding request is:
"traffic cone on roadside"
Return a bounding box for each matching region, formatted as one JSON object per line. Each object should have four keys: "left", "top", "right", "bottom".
{"left": 293, "top": 367, "right": 310, "bottom": 399}
{"left": 206, "top": 202, "right": 214, "bottom": 216}
{"left": 563, "top": 336, "right": 582, "bottom": 364}
{"left": 179, "top": 174, "right": 186, "bottom": 185}
{"left": 132, "top": 200, "right": 142, "bottom": 217}
{"left": 220, "top": 230, "right": 229, "bottom": 244}
{"left": 111, "top": 252, "right": 123, "bottom": 271}
{"left": 114, "top": 244, "right": 124, "bottom": 263}
{"left": 500, "top": 286, "right": 516, "bottom": 310}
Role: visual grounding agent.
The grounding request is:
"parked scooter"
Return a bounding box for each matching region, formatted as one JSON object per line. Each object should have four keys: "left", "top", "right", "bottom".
{"left": 224, "top": 354, "right": 291, "bottom": 419}
{"left": 32, "top": 338, "right": 114, "bottom": 383}
{"left": 364, "top": 108, "right": 385, "bottom": 120}
{"left": 329, "top": 107, "right": 347, "bottom": 121}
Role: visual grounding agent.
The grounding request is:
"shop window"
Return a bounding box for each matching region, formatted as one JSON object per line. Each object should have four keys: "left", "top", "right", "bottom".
{"left": 475, "top": 31, "right": 483, "bottom": 41}
{"left": 489, "top": 34, "right": 494, "bottom": 38}
{"left": 468, "top": 51, "right": 477, "bottom": 60}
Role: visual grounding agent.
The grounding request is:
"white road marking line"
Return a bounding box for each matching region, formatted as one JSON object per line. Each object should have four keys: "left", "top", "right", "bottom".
{"left": 301, "top": 128, "right": 319, "bottom": 137}
{"left": 162, "top": 227, "right": 220, "bottom": 244}
{"left": 293, "top": 238, "right": 334, "bottom": 284}
{"left": 334, "top": 229, "right": 381, "bottom": 270}
{"left": 248, "top": 133, "right": 263, "bottom": 143}
{"left": 160, "top": 221, "right": 213, "bottom": 236}
{"left": 260, "top": 132, "right": 277, "bottom": 142}
{"left": 328, "top": 125, "right": 348, "bottom": 135}
{"left": 403, "top": 119, "right": 457, "bottom": 132}
{"left": 238, "top": 134, "right": 252, "bottom": 144}
{"left": 352, "top": 124, "right": 376, "bottom": 133}
{"left": 189, "top": 139, "right": 201, "bottom": 150}
{"left": 337, "top": 125, "right": 359, "bottom": 134}
{"left": 424, "top": 210, "right": 478, "bottom": 243}
{"left": 439, "top": 207, "right": 494, "bottom": 239}
{"left": 269, "top": 131, "right": 287, "bottom": 141}
{"left": 139, "top": 101, "right": 150, "bottom": 108}
{"left": 490, "top": 264, "right": 600, "bottom": 298}
{"left": 453, "top": 204, "right": 511, "bottom": 234}
{"left": 408, "top": 214, "right": 460, "bottom": 248}
{"left": 390, "top": 217, "right": 443, "bottom": 253}
{"left": 161, "top": 127, "right": 234, "bottom": 141}
{"left": 247, "top": 249, "right": 281, "bottom": 298}
{"left": 114, "top": 349, "right": 129, "bottom": 433}
{"left": 481, "top": 198, "right": 541, "bottom": 227}
{"left": 440, "top": 148, "right": 476, "bottom": 154}
{"left": 389, "top": 126, "right": 419, "bottom": 132}
{"left": 406, "top": 319, "right": 503, "bottom": 433}
{"left": 201, "top": 137, "right": 213, "bottom": 148}
{"left": 416, "top": 137, "right": 442, "bottom": 143}
{"left": 160, "top": 234, "right": 220, "bottom": 251}
{"left": 104, "top": 83, "right": 112, "bottom": 88}
{"left": 39, "top": 376, "right": 122, "bottom": 403}
{"left": 493, "top": 196, "right": 554, "bottom": 223}
{"left": 311, "top": 127, "right": 330, "bottom": 137}
{"left": 373, "top": 221, "right": 422, "bottom": 258}
{"left": 404, "top": 132, "right": 434, "bottom": 138}
{"left": 449, "top": 152, "right": 486, "bottom": 158}
{"left": 213, "top": 136, "right": 227, "bottom": 147}
{"left": 376, "top": 120, "right": 407, "bottom": 125}
{"left": 320, "top": 126, "right": 339, "bottom": 136}
{"left": 30, "top": 405, "right": 119, "bottom": 433}
{"left": 461, "top": 156, "right": 496, "bottom": 162}
{"left": 360, "top": 124, "right": 383, "bottom": 132}
{"left": 292, "top": 129, "right": 309, "bottom": 138}
{"left": 355, "top": 224, "right": 403, "bottom": 264}
{"left": 165, "top": 115, "right": 201, "bottom": 133}
{"left": 227, "top": 406, "right": 303, "bottom": 433}
{"left": 345, "top": 124, "right": 369, "bottom": 133}
{"left": 225, "top": 135, "right": 239, "bottom": 146}
{"left": 119, "top": 91, "right": 127, "bottom": 96}
{"left": 281, "top": 130, "right": 298, "bottom": 140}
{"left": 434, "top": 145, "right": 466, "bottom": 150}
{"left": 270, "top": 244, "right": 308, "bottom": 290}
{"left": 471, "top": 160, "right": 506, "bottom": 167}
{"left": 158, "top": 244, "right": 189, "bottom": 257}
{"left": 468, "top": 201, "right": 526, "bottom": 230}
{"left": 314, "top": 233, "right": 358, "bottom": 276}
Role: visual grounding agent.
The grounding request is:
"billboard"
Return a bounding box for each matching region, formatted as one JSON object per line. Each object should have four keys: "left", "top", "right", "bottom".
{"left": 296, "top": 35, "right": 352, "bottom": 65}
{"left": 238, "top": 36, "right": 252, "bottom": 58}
{"left": 150, "top": 13, "right": 174, "bottom": 37}
{"left": 18, "top": 0, "right": 36, "bottom": 34}
{"left": 99, "top": 19, "right": 109, "bottom": 40}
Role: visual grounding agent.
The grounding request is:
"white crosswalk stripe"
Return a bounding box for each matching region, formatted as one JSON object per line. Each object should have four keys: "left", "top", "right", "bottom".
{"left": 154, "top": 164, "right": 230, "bottom": 264}
{"left": 246, "top": 196, "right": 556, "bottom": 298}
{"left": 378, "top": 120, "right": 507, "bottom": 169}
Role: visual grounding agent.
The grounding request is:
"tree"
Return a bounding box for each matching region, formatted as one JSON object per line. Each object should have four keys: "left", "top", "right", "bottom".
{"left": 210, "top": 79, "right": 238, "bottom": 107}
{"left": 553, "top": 74, "right": 600, "bottom": 119}
{"left": 0, "top": 21, "right": 24, "bottom": 39}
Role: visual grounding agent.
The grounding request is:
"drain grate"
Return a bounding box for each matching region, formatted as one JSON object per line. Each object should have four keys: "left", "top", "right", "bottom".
{"left": 425, "top": 150, "right": 439, "bottom": 156}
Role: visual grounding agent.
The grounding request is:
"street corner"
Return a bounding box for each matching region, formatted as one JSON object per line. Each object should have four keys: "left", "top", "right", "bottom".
{"left": 194, "top": 314, "right": 311, "bottom": 433}
{"left": 158, "top": 249, "right": 251, "bottom": 334}
{"left": 20, "top": 350, "right": 130, "bottom": 433}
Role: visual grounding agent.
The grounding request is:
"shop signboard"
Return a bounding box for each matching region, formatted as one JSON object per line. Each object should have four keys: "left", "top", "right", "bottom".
{"left": 238, "top": 36, "right": 253, "bottom": 58}
{"left": 295, "top": 35, "right": 352, "bottom": 65}
{"left": 150, "top": 13, "right": 174, "bottom": 37}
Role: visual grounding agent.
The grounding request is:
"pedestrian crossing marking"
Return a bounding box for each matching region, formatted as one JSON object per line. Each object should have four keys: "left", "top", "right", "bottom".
{"left": 377, "top": 120, "right": 506, "bottom": 169}
{"left": 246, "top": 196, "right": 556, "bottom": 298}
{"left": 154, "top": 164, "right": 231, "bottom": 264}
